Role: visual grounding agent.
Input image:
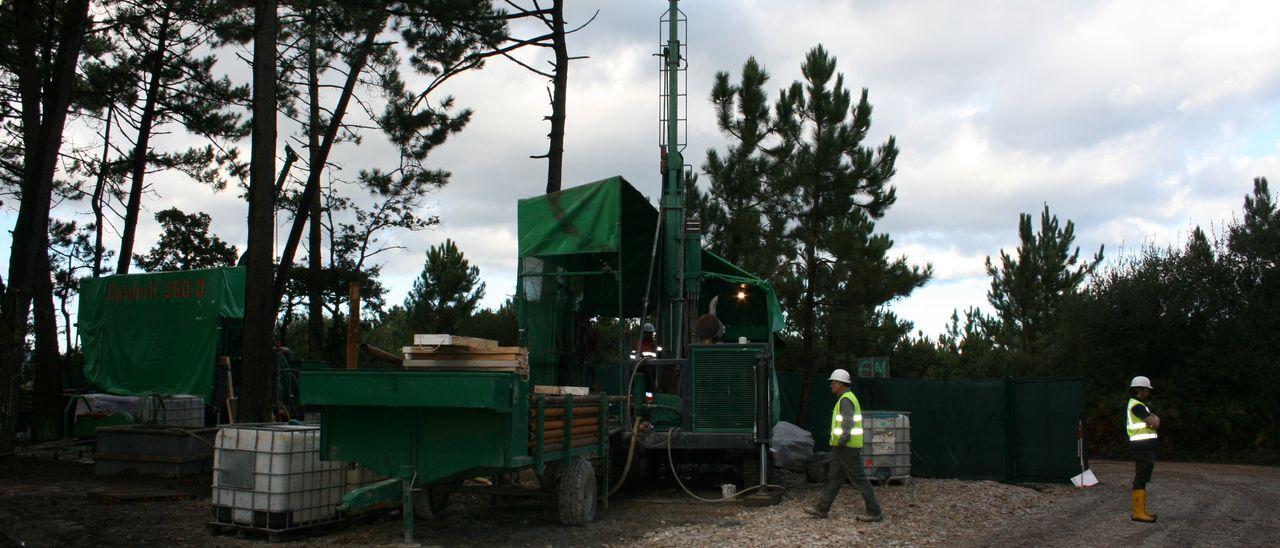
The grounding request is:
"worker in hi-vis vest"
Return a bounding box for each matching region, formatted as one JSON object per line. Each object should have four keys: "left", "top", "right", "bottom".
{"left": 805, "top": 369, "right": 884, "bottom": 522}
{"left": 1127, "top": 376, "right": 1160, "bottom": 522}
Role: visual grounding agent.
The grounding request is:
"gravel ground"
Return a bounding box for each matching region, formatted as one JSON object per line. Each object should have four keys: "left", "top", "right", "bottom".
{"left": 1, "top": 452, "right": 1276, "bottom": 546}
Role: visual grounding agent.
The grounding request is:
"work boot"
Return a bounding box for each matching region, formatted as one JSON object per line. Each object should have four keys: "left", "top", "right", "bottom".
{"left": 1131, "top": 489, "right": 1157, "bottom": 522}
{"left": 856, "top": 512, "right": 885, "bottom": 522}
{"left": 804, "top": 507, "right": 828, "bottom": 519}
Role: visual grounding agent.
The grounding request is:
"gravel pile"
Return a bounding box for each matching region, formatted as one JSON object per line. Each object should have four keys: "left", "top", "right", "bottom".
{"left": 638, "top": 475, "right": 1063, "bottom": 546}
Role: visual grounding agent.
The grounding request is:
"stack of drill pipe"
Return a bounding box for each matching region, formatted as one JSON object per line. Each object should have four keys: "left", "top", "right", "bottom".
{"left": 529, "top": 395, "right": 603, "bottom": 452}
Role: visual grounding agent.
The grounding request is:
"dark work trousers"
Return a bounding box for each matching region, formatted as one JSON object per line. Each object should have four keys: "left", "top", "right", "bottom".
{"left": 817, "top": 445, "right": 882, "bottom": 516}
{"left": 1130, "top": 441, "right": 1156, "bottom": 489}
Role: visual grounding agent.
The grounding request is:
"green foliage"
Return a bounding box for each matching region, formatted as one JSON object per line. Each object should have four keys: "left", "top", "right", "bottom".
{"left": 133, "top": 208, "right": 237, "bottom": 272}
{"left": 404, "top": 239, "right": 486, "bottom": 335}
{"left": 695, "top": 57, "right": 787, "bottom": 279}
{"left": 896, "top": 178, "right": 1279, "bottom": 464}
{"left": 49, "top": 220, "right": 108, "bottom": 350}
{"left": 83, "top": 0, "right": 250, "bottom": 189}
{"left": 985, "top": 205, "right": 1103, "bottom": 354}
{"left": 457, "top": 297, "right": 518, "bottom": 346}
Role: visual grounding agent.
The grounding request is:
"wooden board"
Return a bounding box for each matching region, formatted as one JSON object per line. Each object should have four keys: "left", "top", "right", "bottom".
{"left": 88, "top": 490, "right": 197, "bottom": 505}
{"left": 532, "top": 385, "right": 590, "bottom": 396}
{"left": 411, "top": 334, "right": 498, "bottom": 348}
{"left": 404, "top": 346, "right": 524, "bottom": 356}
{"left": 402, "top": 350, "right": 525, "bottom": 361}
{"left": 403, "top": 359, "right": 522, "bottom": 369}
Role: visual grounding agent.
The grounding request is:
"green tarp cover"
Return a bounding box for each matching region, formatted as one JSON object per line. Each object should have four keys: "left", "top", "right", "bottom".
{"left": 518, "top": 176, "right": 659, "bottom": 318}
{"left": 79, "top": 267, "right": 245, "bottom": 401}
{"left": 518, "top": 176, "right": 656, "bottom": 258}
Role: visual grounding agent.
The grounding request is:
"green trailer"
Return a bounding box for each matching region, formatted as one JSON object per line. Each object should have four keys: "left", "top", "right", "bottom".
{"left": 300, "top": 368, "right": 622, "bottom": 543}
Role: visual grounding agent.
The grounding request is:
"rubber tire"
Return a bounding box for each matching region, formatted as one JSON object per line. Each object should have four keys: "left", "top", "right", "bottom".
{"left": 412, "top": 488, "right": 451, "bottom": 520}
{"left": 557, "top": 457, "right": 597, "bottom": 526}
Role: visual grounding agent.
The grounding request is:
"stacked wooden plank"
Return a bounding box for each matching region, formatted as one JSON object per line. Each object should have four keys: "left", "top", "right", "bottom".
{"left": 402, "top": 334, "right": 528, "bottom": 376}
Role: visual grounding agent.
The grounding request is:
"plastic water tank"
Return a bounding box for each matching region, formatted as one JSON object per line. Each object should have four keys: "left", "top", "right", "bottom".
{"left": 211, "top": 424, "right": 346, "bottom": 530}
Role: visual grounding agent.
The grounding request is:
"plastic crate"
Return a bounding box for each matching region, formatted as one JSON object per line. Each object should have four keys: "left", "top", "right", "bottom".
{"left": 211, "top": 424, "right": 345, "bottom": 531}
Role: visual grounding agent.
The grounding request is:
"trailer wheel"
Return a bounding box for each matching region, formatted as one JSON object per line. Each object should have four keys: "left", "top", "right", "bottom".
{"left": 557, "top": 457, "right": 597, "bottom": 526}
{"left": 412, "top": 488, "right": 451, "bottom": 520}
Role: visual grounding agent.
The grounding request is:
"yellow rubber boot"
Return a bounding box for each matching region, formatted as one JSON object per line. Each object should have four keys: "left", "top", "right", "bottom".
{"left": 1131, "top": 489, "right": 1157, "bottom": 522}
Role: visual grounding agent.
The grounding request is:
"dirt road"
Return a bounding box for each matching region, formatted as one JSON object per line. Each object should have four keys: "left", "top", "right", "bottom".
{"left": 1, "top": 455, "right": 1276, "bottom": 546}
{"left": 954, "top": 459, "right": 1280, "bottom": 547}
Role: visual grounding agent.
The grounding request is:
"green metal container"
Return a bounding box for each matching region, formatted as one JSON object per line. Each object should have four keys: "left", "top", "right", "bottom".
{"left": 301, "top": 370, "right": 530, "bottom": 485}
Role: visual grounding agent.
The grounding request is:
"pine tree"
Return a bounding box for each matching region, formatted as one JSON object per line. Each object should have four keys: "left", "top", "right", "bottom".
{"left": 0, "top": 0, "right": 95, "bottom": 451}
{"left": 986, "top": 204, "right": 1103, "bottom": 354}
{"left": 820, "top": 209, "right": 931, "bottom": 365}
{"left": 134, "top": 208, "right": 238, "bottom": 272}
{"left": 104, "top": 0, "right": 250, "bottom": 274}
{"left": 769, "top": 45, "right": 903, "bottom": 420}
{"left": 697, "top": 57, "right": 787, "bottom": 279}
{"left": 404, "top": 239, "right": 486, "bottom": 336}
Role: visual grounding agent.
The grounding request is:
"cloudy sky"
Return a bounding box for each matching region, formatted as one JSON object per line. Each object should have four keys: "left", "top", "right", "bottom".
{"left": 16, "top": 0, "right": 1280, "bottom": 340}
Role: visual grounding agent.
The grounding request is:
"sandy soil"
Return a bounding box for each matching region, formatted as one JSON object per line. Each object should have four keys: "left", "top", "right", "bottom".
{"left": 0, "top": 454, "right": 1276, "bottom": 546}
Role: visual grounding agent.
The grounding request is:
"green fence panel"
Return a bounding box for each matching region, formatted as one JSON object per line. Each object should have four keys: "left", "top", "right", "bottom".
{"left": 776, "top": 375, "right": 1087, "bottom": 482}
{"left": 1009, "top": 378, "right": 1088, "bottom": 482}
{"left": 859, "top": 378, "right": 1009, "bottom": 480}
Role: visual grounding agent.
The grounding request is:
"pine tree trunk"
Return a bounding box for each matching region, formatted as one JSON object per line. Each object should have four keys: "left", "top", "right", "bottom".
{"left": 305, "top": 3, "right": 324, "bottom": 360}
{"left": 544, "top": 0, "right": 567, "bottom": 194}
{"left": 32, "top": 247, "right": 61, "bottom": 442}
{"left": 795, "top": 203, "right": 819, "bottom": 428}
{"left": 0, "top": 0, "right": 92, "bottom": 453}
{"left": 116, "top": 7, "right": 173, "bottom": 275}
{"left": 91, "top": 105, "right": 114, "bottom": 278}
{"left": 272, "top": 16, "right": 383, "bottom": 310}
{"left": 240, "top": 0, "right": 280, "bottom": 423}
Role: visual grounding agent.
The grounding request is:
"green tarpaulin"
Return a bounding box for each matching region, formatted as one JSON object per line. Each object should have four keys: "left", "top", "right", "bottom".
{"left": 79, "top": 267, "right": 245, "bottom": 401}
{"left": 516, "top": 176, "right": 785, "bottom": 386}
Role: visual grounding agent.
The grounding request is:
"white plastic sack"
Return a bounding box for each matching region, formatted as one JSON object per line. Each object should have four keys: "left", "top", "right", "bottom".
{"left": 769, "top": 421, "right": 815, "bottom": 471}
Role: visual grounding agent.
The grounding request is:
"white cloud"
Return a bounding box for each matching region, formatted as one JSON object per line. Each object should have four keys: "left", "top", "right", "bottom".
{"left": 11, "top": 0, "right": 1280, "bottom": 346}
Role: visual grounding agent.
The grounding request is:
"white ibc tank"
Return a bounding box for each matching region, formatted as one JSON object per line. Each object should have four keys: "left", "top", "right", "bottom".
{"left": 211, "top": 424, "right": 345, "bottom": 529}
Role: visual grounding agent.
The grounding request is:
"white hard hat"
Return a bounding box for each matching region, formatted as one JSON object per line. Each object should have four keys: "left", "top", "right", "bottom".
{"left": 1130, "top": 376, "right": 1153, "bottom": 390}
{"left": 642, "top": 322, "right": 655, "bottom": 333}
{"left": 828, "top": 369, "right": 852, "bottom": 384}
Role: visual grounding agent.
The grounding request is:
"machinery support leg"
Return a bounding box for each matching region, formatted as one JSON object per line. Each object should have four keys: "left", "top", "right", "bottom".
{"left": 759, "top": 443, "right": 768, "bottom": 487}
{"left": 401, "top": 467, "right": 415, "bottom": 544}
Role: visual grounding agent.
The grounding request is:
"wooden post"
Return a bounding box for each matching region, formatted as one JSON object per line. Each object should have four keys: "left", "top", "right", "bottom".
{"left": 347, "top": 281, "right": 360, "bottom": 369}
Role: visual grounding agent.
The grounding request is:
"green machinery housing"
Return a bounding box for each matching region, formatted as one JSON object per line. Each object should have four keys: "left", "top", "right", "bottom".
{"left": 517, "top": 175, "right": 783, "bottom": 468}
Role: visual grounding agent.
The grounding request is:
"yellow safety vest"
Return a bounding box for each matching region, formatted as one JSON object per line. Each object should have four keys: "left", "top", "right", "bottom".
{"left": 829, "top": 391, "right": 864, "bottom": 448}
{"left": 1126, "top": 398, "right": 1158, "bottom": 442}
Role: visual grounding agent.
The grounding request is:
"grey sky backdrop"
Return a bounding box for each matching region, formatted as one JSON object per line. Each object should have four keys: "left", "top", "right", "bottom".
{"left": 12, "top": 0, "right": 1280, "bottom": 341}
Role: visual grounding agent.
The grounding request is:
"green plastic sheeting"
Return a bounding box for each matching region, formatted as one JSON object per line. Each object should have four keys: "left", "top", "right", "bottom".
{"left": 79, "top": 267, "right": 245, "bottom": 402}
